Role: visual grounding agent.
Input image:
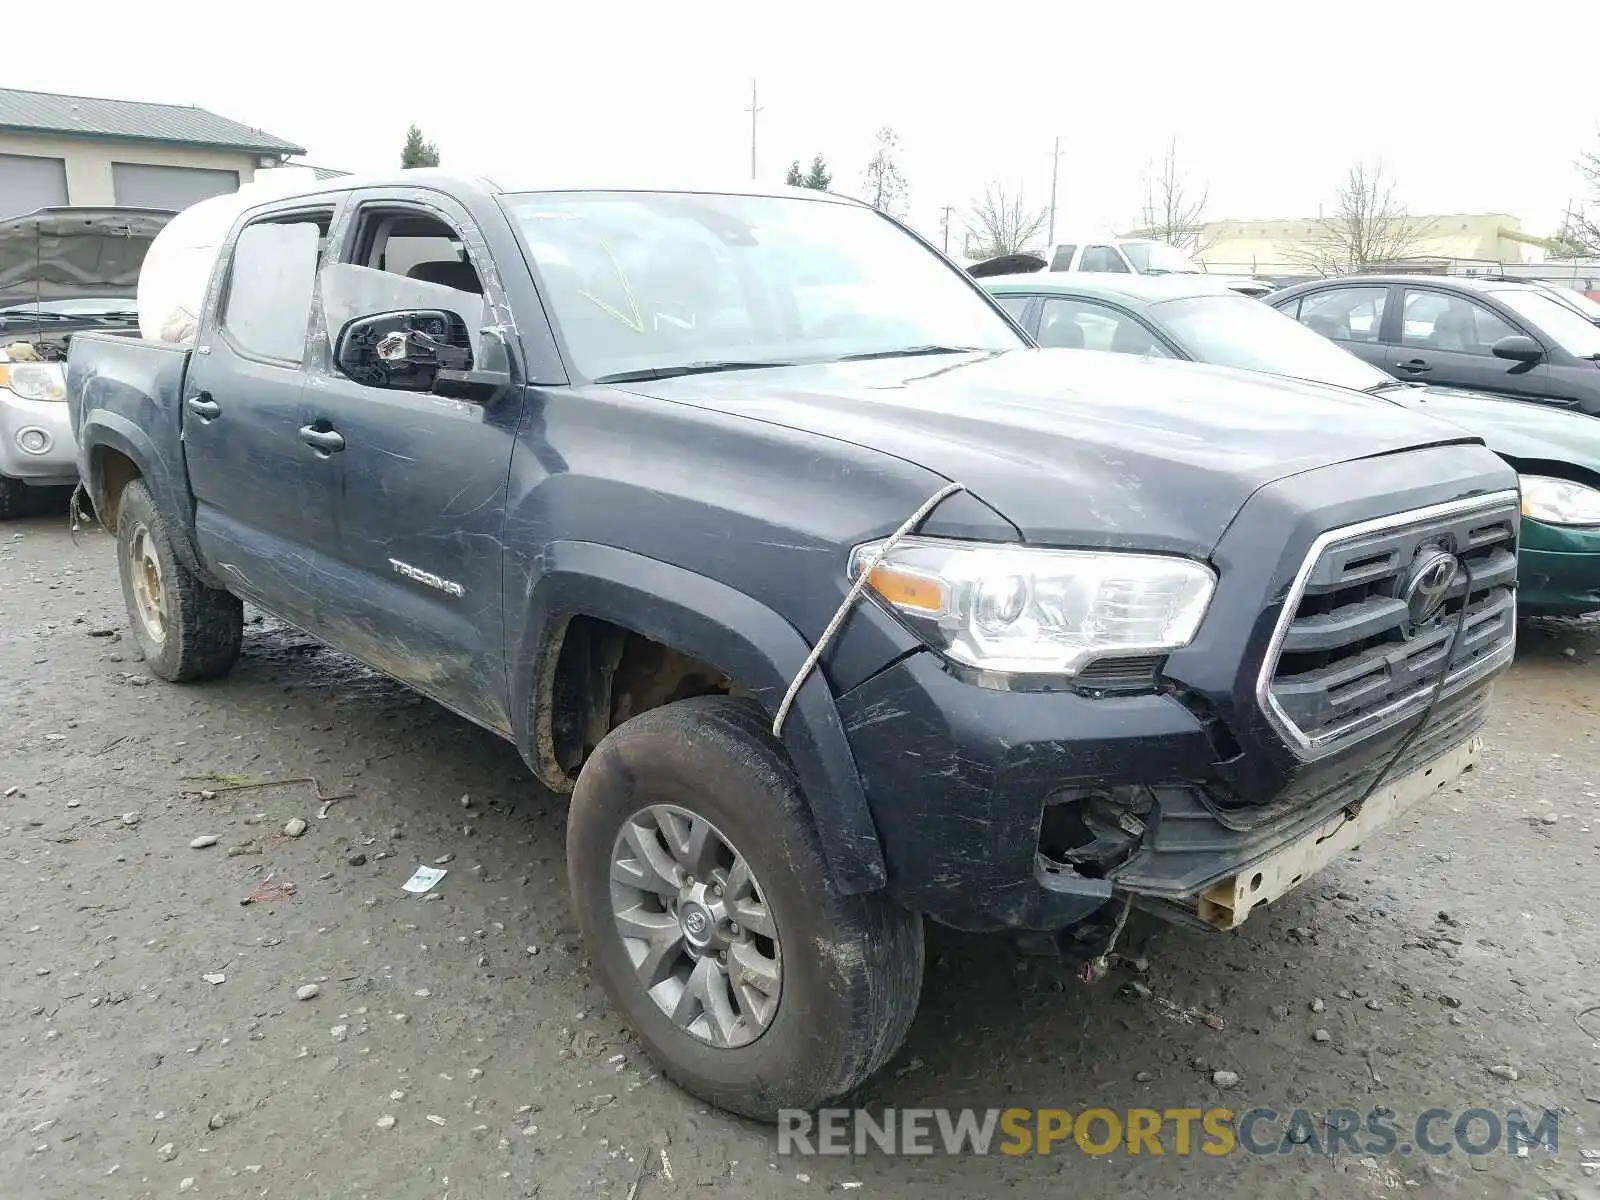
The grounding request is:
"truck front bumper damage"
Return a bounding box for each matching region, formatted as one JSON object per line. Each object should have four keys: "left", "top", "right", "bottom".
{"left": 1190, "top": 734, "right": 1479, "bottom": 930}
{"left": 836, "top": 649, "right": 1491, "bottom": 934}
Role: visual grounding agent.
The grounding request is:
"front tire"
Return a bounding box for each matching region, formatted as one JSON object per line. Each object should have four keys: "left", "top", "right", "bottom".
{"left": 567, "top": 696, "right": 924, "bottom": 1121}
{"left": 115, "top": 479, "right": 243, "bottom": 681}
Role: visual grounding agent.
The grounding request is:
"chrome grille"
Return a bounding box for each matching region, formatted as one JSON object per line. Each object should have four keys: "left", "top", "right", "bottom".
{"left": 1257, "top": 491, "right": 1520, "bottom": 758}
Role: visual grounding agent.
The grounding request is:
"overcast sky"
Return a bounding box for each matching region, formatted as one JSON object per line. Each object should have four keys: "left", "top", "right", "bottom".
{"left": 15, "top": 0, "right": 1597, "bottom": 245}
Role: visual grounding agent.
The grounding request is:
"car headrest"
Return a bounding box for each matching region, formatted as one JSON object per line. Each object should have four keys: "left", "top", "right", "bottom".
{"left": 406, "top": 259, "right": 482, "bottom": 295}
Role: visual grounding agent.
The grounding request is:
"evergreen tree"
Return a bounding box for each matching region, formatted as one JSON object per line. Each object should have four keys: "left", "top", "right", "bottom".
{"left": 401, "top": 125, "right": 441, "bottom": 169}
{"left": 802, "top": 154, "right": 832, "bottom": 190}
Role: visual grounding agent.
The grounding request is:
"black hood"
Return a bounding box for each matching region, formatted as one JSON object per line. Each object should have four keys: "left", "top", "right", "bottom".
{"left": 623, "top": 348, "right": 1484, "bottom": 557}
{"left": 0, "top": 206, "right": 172, "bottom": 309}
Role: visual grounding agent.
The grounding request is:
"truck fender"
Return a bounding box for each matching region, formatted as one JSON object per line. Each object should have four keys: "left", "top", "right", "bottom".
{"left": 511, "top": 539, "right": 887, "bottom": 894}
{"left": 79, "top": 412, "right": 207, "bottom": 579}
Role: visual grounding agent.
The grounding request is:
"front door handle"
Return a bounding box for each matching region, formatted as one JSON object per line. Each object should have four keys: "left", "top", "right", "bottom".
{"left": 1394, "top": 358, "right": 1432, "bottom": 374}
{"left": 299, "top": 424, "right": 345, "bottom": 455}
{"left": 186, "top": 393, "right": 221, "bottom": 419}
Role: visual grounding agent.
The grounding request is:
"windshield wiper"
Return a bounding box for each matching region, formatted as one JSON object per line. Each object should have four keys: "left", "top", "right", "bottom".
{"left": 0, "top": 310, "right": 137, "bottom": 324}
{"left": 593, "top": 359, "right": 796, "bottom": 384}
{"left": 835, "top": 345, "right": 988, "bottom": 362}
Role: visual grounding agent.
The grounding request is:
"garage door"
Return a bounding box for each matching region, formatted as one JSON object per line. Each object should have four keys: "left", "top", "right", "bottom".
{"left": 112, "top": 162, "right": 239, "bottom": 211}
{"left": 0, "top": 153, "right": 68, "bottom": 219}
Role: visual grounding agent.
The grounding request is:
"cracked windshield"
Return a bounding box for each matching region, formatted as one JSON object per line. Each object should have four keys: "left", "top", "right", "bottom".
{"left": 503, "top": 191, "right": 1021, "bottom": 381}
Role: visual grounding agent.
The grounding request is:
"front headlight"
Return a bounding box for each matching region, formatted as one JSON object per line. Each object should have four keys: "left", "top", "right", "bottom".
{"left": 849, "top": 536, "right": 1216, "bottom": 678}
{"left": 1521, "top": 475, "right": 1600, "bottom": 527}
{"left": 0, "top": 362, "right": 66, "bottom": 403}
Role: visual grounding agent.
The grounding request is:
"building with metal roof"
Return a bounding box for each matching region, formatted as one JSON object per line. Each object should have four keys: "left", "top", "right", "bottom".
{"left": 0, "top": 87, "right": 305, "bottom": 218}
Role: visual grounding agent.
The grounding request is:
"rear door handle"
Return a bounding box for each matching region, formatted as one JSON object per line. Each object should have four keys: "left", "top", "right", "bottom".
{"left": 186, "top": 393, "right": 221, "bottom": 419}
{"left": 299, "top": 424, "right": 345, "bottom": 455}
{"left": 1395, "top": 358, "right": 1432, "bottom": 374}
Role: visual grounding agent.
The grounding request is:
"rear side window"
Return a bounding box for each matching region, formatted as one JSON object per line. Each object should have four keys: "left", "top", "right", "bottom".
{"left": 992, "top": 294, "right": 1031, "bottom": 321}
{"left": 1296, "top": 286, "right": 1388, "bottom": 344}
{"left": 221, "top": 212, "right": 332, "bottom": 362}
{"left": 1078, "top": 245, "right": 1130, "bottom": 273}
{"left": 1038, "top": 297, "right": 1170, "bottom": 356}
{"left": 1048, "top": 244, "right": 1077, "bottom": 271}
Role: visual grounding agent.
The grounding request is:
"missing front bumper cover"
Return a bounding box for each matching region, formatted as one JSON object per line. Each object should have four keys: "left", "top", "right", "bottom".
{"left": 1194, "top": 735, "right": 1481, "bottom": 930}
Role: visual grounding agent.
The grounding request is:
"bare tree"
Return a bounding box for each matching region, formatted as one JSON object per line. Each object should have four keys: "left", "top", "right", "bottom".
{"left": 1562, "top": 138, "right": 1600, "bottom": 255}
{"left": 965, "top": 181, "right": 1049, "bottom": 258}
{"left": 1136, "top": 139, "right": 1213, "bottom": 255}
{"left": 1289, "top": 160, "right": 1434, "bottom": 276}
{"left": 862, "top": 127, "right": 907, "bottom": 217}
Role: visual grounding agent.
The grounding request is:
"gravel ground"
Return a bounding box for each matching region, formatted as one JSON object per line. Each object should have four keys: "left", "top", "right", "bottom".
{"left": 2, "top": 513, "right": 1598, "bottom": 1200}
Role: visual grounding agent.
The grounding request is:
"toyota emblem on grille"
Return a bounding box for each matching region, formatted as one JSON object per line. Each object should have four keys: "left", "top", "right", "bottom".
{"left": 1402, "top": 549, "right": 1458, "bottom": 630}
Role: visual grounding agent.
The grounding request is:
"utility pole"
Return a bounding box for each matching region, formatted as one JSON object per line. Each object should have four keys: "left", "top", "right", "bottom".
{"left": 1047, "top": 135, "right": 1062, "bottom": 248}
{"left": 746, "top": 80, "right": 762, "bottom": 181}
{"left": 940, "top": 205, "right": 956, "bottom": 254}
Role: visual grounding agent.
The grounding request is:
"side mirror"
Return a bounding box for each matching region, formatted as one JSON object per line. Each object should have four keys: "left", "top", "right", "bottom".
{"left": 335, "top": 310, "right": 511, "bottom": 400}
{"left": 1491, "top": 334, "right": 1543, "bottom": 363}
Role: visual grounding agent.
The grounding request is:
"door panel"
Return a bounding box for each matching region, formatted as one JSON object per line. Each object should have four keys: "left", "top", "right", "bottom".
{"left": 300, "top": 193, "right": 525, "bottom": 731}
{"left": 182, "top": 213, "right": 330, "bottom": 625}
{"left": 1395, "top": 288, "right": 1553, "bottom": 400}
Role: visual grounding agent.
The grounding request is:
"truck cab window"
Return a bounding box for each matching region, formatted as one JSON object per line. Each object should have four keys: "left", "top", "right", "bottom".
{"left": 361, "top": 213, "right": 483, "bottom": 296}
{"left": 320, "top": 208, "right": 492, "bottom": 377}
{"left": 220, "top": 212, "right": 332, "bottom": 363}
{"left": 1078, "top": 245, "right": 1130, "bottom": 273}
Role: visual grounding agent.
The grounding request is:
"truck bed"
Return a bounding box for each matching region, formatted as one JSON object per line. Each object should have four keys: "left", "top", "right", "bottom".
{"left": 66, "top": 331, "right": 196, "bottom": 557}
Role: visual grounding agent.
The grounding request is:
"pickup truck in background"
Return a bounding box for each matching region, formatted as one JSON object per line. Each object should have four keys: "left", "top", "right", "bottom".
{"left": 965, "top": 234, "right": 1273, "bottom": 298}
{"left": 68, "top": 171, "right": 1520, "bottom": 1120}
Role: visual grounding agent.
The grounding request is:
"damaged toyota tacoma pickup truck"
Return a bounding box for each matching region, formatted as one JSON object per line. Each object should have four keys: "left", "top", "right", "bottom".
{"left": 68, "top": 172, "right": 1521, "bottom": 1120}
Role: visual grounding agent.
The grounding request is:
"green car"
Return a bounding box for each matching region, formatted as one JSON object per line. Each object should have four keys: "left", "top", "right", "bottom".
{"left": 982, "top": 272, "right": 1600, "bottom": 616}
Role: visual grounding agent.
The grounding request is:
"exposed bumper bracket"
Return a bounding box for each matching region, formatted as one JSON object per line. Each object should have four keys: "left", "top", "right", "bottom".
{"left": 1196, "top": 734, "right": 1481, "bottom": 930}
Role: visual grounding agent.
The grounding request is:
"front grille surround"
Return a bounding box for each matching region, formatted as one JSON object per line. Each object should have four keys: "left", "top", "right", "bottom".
{"left": 1255, "top": 490, "right": 1520, "bottom": 760}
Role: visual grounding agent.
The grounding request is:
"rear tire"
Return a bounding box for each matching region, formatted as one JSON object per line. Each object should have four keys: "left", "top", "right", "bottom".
{"left": 567, "top": 695, "right": 923, "bottom": 1121}
{"left": 115, "top": 478, "right": 243, "bottom": 681}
